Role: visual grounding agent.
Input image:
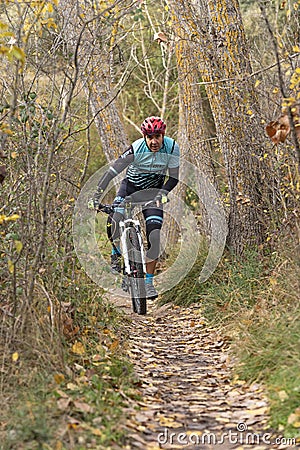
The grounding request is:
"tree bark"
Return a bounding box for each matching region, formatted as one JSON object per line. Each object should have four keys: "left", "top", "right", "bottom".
{"left": 169, "top": 0, "right": 271, "bottom": 254}
{"left": 172, "top": 10, "right": 218, "bottom": 235}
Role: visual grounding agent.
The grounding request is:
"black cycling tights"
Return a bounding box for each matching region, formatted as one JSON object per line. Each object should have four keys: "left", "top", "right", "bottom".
{"left": 107, "top": 206, "right": 163, "bottom": 261}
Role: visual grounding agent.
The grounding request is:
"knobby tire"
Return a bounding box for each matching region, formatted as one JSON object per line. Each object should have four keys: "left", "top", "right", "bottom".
{"left": 126, "top": 227, "right": 146, "bottom": 315}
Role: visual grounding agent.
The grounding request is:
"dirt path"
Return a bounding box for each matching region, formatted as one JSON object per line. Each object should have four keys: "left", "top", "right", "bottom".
{"left": 110, "top": 294, "right": 298, "bottom": 450}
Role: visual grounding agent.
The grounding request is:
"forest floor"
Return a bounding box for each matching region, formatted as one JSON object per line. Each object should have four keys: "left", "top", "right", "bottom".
{"left": 110, "top": 292, "right": 299, "bottom": 450}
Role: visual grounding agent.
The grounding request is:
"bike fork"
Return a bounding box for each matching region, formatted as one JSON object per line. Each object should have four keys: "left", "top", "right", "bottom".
{"left": 119, "top": 220, "right": 146, "bottom": 275}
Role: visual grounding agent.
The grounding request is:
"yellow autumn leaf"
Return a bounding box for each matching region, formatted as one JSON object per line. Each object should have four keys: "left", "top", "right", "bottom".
{"left": 109, "top": 339, "right": 119, "bottom": 352}
{"left": 287, "top": 407, "right": 300, "bottom": 427}
{"left": 12, "top": 352, "right": 19, "bottom": 362}
{"left": 269, "top": 277, "right": 277, "bottom": 286}
{"left": 246, "top": 406, "right": 269, "bottom": 416}
{"left": 254, "top": 79, "right": 261, "bottom": 88}
{"left": 54, "top": 441, "right": 63, "bottom": 450}
{"left": 282, "top": 97, "right": 296, "bottom": 107}
{"left": 159, "top": 416, "right": 182, "bottom": 428}
{"left": 91, "top": 427, "right": 103, "bottom": 436}
{"left": 72, "top": 341, "right": 85, "bottom": 355}
{"left": 8, "top": 45, "right": 25, "bottom": 64}
{"left": 5, "top": 214, "right": 20, "bottom": 222}
{"left": 14, "top": 240, "right": 23, "bottom": 254}
{"left": 8, "top": 259, "right": 14, "bottom": 274}
{"left": 46, "top": 3, "right": 54, "bottom": 12}
{"left": 53, "top": 373, "right": 65, "bottom": 384}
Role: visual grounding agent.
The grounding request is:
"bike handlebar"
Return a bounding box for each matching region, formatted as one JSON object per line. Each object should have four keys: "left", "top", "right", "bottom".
{"left": 96, "top": 195, "right": 168, "bottom": 214}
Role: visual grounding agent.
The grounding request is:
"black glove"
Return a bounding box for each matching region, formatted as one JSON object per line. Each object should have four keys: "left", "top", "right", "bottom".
{"left": 88, "top": 187, "right": 104, "bottom": 210}
{"left": 87, "top": 198, "right": 100, "bottom": 210}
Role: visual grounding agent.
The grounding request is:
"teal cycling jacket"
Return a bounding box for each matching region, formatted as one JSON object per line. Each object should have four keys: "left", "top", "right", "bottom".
{"left": 97, "top": 136, "right": 180, "bottom": 192}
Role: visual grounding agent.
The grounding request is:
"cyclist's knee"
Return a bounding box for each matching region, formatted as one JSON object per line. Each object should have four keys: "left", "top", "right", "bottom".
{"left": 146, "top": 228, "right": 161, "bottom": 260}
{"left": 145, "top": 214, "right": 163, "bottom": 231}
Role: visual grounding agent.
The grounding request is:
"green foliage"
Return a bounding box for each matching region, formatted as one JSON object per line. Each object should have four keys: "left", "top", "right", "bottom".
{"left": 160, "top": 248, "right": 268, "bottom": 314}
{"left": 159, "top": 242, "right": 207, "bottom": 306}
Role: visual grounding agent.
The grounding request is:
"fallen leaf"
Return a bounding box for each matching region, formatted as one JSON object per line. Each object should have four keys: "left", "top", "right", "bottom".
{"left": 109, "top": 339, "right": 120, "bottom": 352}
{"left": 72, "top": 341, "right": 85, "bottom": 355}
{"left": 55, "top": 389, "right": 68, "bottom": 398}
{"left": 66, "top": 382, "right": 78, "bottom": 391}
{"left": 73, "top": 401, "right": 94, "bottom": 414}
{"left": 54, "top": 441, "right": 63, "bottom": 450}
{"left": 54, "top": 373, "right": 65, "bottom": 384}
{"left": 278, "top": 390, "right": 289, "bottom": 401}
{"left": 91, "top": 427, "right": 103, "bottom": 436}
{"left": 57, "top": 397, "right": 71, "bottom": 411}
{"left": 245, "top": 406, "right": 269, "bottom": 416}
{"left": 12, "top": 352, "right": 19, "bottom": 362}
{"left": 7, "top": 260, "right": 14, "bottom": 274}
{"left": 159, "top": 416, "right": 182, "bottom": 428}
{"left": 287, "top": 407, "right": 300, "bottom": 427}
{"left": 14, "top": 240, "right": 23, "bottom": 253}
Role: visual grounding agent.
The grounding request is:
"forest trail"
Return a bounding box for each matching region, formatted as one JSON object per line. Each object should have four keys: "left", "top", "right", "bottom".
{"left": 109, "top": 294, "right": 297, "bottom": 450}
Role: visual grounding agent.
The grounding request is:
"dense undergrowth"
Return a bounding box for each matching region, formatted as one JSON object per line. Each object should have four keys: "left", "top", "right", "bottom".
{"left": 161, "top": 230, "right": 300, "bottom": 439}
{"left": 0, "top": 275, "right": 138, "bottom": 450}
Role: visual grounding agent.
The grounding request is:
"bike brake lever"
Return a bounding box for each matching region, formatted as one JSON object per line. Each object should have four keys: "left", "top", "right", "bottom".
{"left": 97, "top": 205, "right": 114, "bottom": 214}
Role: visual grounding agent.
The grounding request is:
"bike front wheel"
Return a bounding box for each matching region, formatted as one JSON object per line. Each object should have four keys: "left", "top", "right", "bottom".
{"left": 126, "top": 228, "right": 146, "bottom": 315}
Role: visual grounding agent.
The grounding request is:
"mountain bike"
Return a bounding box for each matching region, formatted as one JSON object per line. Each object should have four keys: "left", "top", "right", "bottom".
{"left": 97, "top": 196, "right": 154, "bottom": 315}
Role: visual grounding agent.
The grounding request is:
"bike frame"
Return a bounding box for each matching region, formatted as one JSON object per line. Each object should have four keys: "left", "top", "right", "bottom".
{"left": 96, "top": 196, "right": 157, "bottom": 315}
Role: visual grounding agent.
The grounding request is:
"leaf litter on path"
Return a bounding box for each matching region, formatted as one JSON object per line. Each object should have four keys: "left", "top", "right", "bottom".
{"left": 109, "top": 297, "right": 299, "bottom": 450}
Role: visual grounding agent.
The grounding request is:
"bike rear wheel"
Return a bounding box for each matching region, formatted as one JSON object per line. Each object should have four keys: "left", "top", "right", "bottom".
{"left": 126, "top": 227, "right": 146, "bottom": 315}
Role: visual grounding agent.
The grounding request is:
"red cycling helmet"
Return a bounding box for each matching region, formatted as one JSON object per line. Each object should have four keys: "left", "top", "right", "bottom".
{"left": 141, "top": 116, "right": 166, "bottom": 136}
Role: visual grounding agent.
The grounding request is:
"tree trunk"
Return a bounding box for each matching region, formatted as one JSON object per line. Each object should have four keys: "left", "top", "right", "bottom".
{"left": 172, "top": 10, "right": 218, "bottom": 235}
{"left": 169, "top": 0, "right": 271, "bottom": 254}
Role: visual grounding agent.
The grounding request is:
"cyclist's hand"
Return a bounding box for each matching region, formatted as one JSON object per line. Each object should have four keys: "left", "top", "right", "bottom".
{"left": 88, "top": 198, "right": 101, "bottom": 210}
{"left": 154, "top": 191, "right": 168, "bottom": 207}
{"left": 87, "top": 198, "right": 95, "bottom": 210}
{"left": 88, "top": 187, "right": 104, "bottom": 211}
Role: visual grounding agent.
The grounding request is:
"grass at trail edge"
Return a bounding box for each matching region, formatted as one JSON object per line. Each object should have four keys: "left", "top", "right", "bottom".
{"left": 160, "top": 246, "right": 300, "bottom": 440}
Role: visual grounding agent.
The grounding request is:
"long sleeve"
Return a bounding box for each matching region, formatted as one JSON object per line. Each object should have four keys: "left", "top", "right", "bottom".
{"left": 95, "top": 146, "right": 134, "bottom": 193}
{"left": 161, "top": 166, "right": 179, "bottom": 193}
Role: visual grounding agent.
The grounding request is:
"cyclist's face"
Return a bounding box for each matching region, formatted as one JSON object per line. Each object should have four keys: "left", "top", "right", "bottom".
{"left": 145, "top": 133, "right": 163, "bottom": 152}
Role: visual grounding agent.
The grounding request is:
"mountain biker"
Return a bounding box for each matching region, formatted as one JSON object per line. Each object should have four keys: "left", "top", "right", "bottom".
{"left": 88, "top": 116, "right": 180, "bottom": 299}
